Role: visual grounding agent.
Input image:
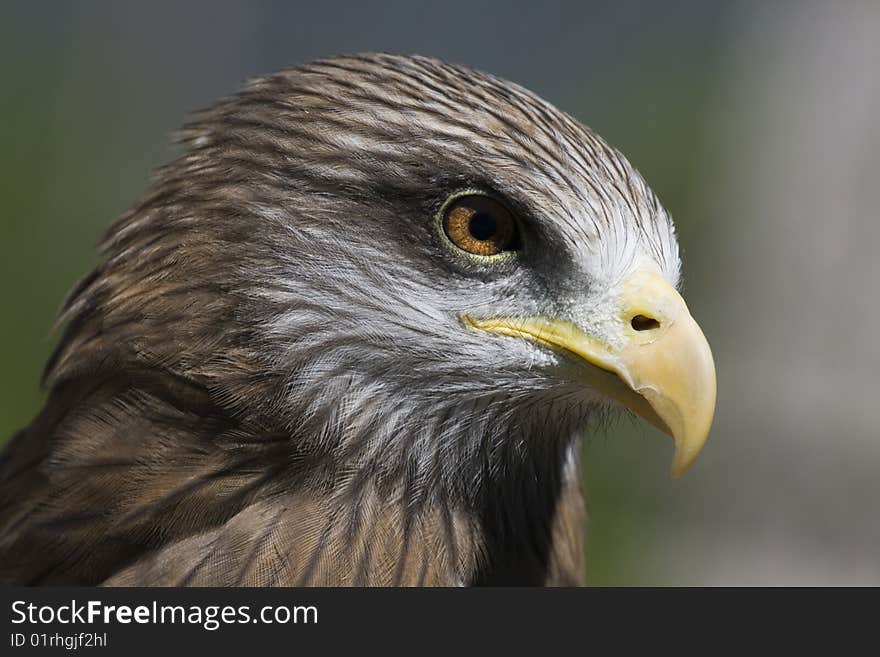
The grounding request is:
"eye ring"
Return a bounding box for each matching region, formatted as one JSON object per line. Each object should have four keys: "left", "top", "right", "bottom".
{"left": 438, "top": 193, "right": 518, "bottom": 258}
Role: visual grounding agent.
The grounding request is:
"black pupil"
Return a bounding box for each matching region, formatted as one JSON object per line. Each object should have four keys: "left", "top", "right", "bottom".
{"left": 468, "top": 212, "right": 497, "bottom": 240}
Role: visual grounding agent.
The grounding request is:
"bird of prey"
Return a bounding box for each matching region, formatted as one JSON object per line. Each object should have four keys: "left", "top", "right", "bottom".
{"left": 0, "top": 54, "right": 715, "bottom": 586}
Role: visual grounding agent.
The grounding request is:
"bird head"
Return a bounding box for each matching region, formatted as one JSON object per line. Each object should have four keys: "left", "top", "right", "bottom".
{"left": 53, "top": 54, "right": 715, "bottom": 497}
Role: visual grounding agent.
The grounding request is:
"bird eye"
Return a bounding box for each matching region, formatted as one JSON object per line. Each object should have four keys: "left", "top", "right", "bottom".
{"left": 441, "top": 195, "right": 517, "bottom": 257}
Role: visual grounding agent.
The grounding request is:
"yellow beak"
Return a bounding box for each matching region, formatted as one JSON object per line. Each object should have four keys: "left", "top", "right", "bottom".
{"left": 463, "top": 269, "right": 716, "bottom": 477}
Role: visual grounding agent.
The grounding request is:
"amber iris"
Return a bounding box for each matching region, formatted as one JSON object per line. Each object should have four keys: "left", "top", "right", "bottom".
{"left": 442, "top": 195, "right": 516, "bottom": 256}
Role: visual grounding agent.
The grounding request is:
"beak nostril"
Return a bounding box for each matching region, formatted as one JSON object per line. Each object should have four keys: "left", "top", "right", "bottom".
{"left": 631, "top": 314, "right": 660, "bottom": 331}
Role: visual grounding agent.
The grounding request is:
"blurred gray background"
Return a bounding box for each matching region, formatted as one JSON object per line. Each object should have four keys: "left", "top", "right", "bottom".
{"left": 2, "top": 1, "right": 878, "bottom": 585}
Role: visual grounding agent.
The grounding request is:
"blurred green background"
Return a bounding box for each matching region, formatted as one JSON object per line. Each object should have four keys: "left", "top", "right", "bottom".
{"left": 2, "top": 1, "right": 878, "bottom": 584}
